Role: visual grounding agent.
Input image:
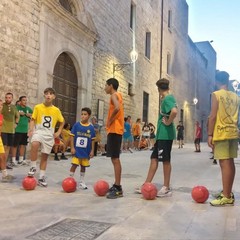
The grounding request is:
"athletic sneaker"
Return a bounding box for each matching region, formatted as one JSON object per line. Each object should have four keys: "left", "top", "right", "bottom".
{"left": 106, "top": 185, "right": 123, "bottom": 199}
{"left": 2, "top": 174, "right": 16, "bottom": 182}
{"left": 128, "top": 148, "right": 133, "bottom": 153}
{"left": 28, "top": 167, "right": 37, "bottom": 176}
{"left": 135, "top": 186, "right": 142, "bottom": 194}
{"left": 210, "top": 193, "right": 234, "bottom": 206}
{"left": 11, "top": 161, "right": 18, "bottom": 167}
{"left": 212, "top": 191, "right": 235, "bottom": 200}
{"left": 38, "top": 177, "right": 48, "bottom": 187}
{"left": 79, "top": 181, "right": 88, "bottom": 190}
{"left": 157, "top": 186, "right": 172, "bottom": 197}
{"left": 60, "top": 154, "right": 68, "bottom": 160}
{"left": 18, "top": 160, "right": 29, "bottom": 166}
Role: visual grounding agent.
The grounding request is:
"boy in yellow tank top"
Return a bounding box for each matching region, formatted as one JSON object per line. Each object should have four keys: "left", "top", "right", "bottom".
{"left": 208, "top": 71, "right": 239, "bottom": 206}
{"left": 104, "top": 78, "right": 124, "bottom": 199}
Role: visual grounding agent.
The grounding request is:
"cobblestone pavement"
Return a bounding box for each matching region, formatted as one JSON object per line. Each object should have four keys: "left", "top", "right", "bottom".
{"left": 1, "top": 143, "right": 240, "bottom": 240}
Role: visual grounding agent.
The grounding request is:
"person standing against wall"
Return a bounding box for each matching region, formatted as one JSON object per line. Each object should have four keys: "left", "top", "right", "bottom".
{"left": 1, "top": 92, "right": 19, "bottom": 169}
{"left": 11, "top": 96, "right": 32, "bottom": 165}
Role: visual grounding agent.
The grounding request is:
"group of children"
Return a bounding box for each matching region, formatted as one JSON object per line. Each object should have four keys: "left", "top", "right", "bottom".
{"left": 1, "top": 72, "right": 237, "bottom": 206}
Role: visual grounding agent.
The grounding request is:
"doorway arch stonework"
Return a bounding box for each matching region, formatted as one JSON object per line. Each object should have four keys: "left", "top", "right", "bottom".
{"left": 37, "top": 0, "right": 97, "bottom": 122}
{"left": 53, "top": 52, "right": 78, "bottom": 126}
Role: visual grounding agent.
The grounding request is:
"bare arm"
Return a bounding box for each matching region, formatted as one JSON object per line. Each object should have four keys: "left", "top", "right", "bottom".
{"left": 27, "top": 119, "right": 35, "bottom": 137}
{"left": 70, "top": 135, "right": 75, "bottom": 155}
{"left": 54, "top": 121, "right": 64, "bottom": 138}
{"left": 162, "top": 107, "right": 177, "bottom": 126}
{"left": 90, "top": 139, "right": 95, "bottom": 158}
{"left": 107, "top": 93, "right": 120, "bottom": 128}
{"left": 208, "top": 93, "right": 218, "bottom": 148}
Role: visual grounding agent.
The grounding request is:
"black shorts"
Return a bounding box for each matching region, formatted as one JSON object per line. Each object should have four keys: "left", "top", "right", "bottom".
{"left": 177, "top": 134, "right": 183, "bottom": 140}
{"left": 13, "top": 132, "right": 28, "bottom": 146}
{"left": 151, "top": 140, "right": 173, "bottom": 162}
{"left": 194, "top": 138, "right": 200, "bottom": 144}
{"left": 106, "top": 133, "right": 122, "bottom": 158}
{"left": 1, "top": 133, "right": 14, "bottom": 147}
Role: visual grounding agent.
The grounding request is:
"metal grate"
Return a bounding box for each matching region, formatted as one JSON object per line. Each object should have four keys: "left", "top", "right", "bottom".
{"left": 27, "top": 218, "right": 113, "bottom": 240}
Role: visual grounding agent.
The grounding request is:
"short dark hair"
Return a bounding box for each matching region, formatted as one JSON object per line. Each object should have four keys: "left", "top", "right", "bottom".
{"left": 106, "top": 78, "right": 119, "bottom": 90}
{"left": 19, "top": 96, "right": 26, "bottom": 101}
{"left": 6, "top": 92, "right": 13, "bottom": 97}
{"left": 156, "top": 78, "right": 169, "bottom": 90}
{"left": 81, "top": 107, "right": 92, "bottom": 115}
{"left": 215, "top": 71, "right": 229, "bottom": 85}
{"left": 44, "top": 87, "right": 56, "bottom": 95}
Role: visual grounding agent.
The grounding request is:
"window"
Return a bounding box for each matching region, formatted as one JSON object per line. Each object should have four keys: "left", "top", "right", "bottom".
{"left": 168, "top": 10, "right": 172, "bottom": 30}
{"left": 128, "top": 83, "right": 134, "bottom": 96}
{"left": 145, "top": 32, "right": 151, "bottom": 59}
{"left": 167, "top": 53, "right": 171, "bottom": 75}
{"left": 59, "top": 0, "right": 72, "bottom": 14}
{"left": 142, "top": 92, "right": 149, "bottom": 122}
{"left": 130, "top": 3, "right": 136, "bottom": 31}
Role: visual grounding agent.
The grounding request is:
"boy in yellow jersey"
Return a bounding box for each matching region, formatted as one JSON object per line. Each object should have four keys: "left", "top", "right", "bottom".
{"left": 208, "top": 71, "right": 239, "bottom": 206}
{"left": 0, "top": 99, "right": 15, "bottom": 182}
{"left": 104, "top": 78, "right": 124, "bottom": 199}
{"left": 27, "top": 88, "right": 64, "bottom": 187}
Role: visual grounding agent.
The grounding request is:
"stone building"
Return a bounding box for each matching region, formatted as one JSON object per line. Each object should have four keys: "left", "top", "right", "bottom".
{"left": 0, "top": 0, "right": 216, "bottom": 142}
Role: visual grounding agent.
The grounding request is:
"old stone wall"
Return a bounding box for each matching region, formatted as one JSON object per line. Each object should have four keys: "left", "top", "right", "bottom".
{"left": 0, "top": 0, "right": 40, "bottom": 105}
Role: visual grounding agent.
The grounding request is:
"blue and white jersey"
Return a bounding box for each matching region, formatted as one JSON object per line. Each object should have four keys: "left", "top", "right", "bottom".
{"left": 71, "top": 122, "right": 96, "bottom": 158}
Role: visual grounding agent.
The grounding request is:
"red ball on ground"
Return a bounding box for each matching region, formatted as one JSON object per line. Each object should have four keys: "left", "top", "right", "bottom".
{"left": 141, "top": 182, "right": 158, "bottom": 200}
{"left": 94, "top": 180, "right": 109, "bottom": 196}
{"left": 191, "top": 185, "right": 209, "bottom": 203}
{"left": 62, "top": 177, "right": 77, "bottom": 193}
{"left": 22, "top": 176, "right": 37, "bottom": 190}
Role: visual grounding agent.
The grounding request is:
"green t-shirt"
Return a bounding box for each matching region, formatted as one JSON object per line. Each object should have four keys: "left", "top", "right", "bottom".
{"left": 156, "top": 94, "right": 177, "bottom": 140}
{"left": 15, "top": 105, "right": 33, "bottom": 133}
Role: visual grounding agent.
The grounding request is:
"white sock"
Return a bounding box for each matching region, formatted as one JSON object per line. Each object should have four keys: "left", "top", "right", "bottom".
{"left": 80, "top": 172, "right": 85, "bottom": 182}
{"left": 12, "top": 157, "right": 17, "bottom": 164}
{"left": 2, "top": 169, "right": 7, "bottom": 177}
{"left": 30, "top": 161, "right": 37, "bottom": 168}
{"left": 39, "top": 170, "right": 45, "bottom": 179}
{"left": 19, "top": 156, "right": 24, "bottom": 162}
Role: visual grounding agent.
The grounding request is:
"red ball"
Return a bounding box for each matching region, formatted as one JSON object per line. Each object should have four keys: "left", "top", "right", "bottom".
{"left": 62, "top": 177, "right": 77, "bottom": 193}
{"left": 94, "top": 180, "right": 109, "bottom": 196}
{"left": 141, "top": 183, "right": 158, "bottom": 200}
{"left": 191, "top": 185, "right": 209, "bottom": 203}
{"left": 22, "top": 176, "right": 37, "bottom": 190}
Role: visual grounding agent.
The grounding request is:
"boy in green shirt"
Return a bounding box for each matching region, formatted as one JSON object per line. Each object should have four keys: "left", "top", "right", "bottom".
{"left": 136, "top": 78, "right": 177, "bottom": 197}
{"left": 12, "top": 96, "right": 33, "bottom": 165}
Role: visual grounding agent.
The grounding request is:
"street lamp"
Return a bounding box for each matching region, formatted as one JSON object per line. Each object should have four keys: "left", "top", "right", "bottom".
{"left": 113, "top": 49, "right": 138, "bottom": 76}
{"left": 193, "top": 98, "right": 198, "bottom": 105}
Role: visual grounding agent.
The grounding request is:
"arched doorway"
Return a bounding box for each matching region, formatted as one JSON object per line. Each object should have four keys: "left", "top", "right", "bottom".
{"left": 53, "top": 52, "right": 78, "bottom": 127}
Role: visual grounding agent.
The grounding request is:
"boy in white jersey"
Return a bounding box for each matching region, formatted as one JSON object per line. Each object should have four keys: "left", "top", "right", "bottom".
{"left": 208, "top": 71, "right": 239, "bottom": 206}
{"left": 27, "top": 88, "right": 64, "bottom": 187}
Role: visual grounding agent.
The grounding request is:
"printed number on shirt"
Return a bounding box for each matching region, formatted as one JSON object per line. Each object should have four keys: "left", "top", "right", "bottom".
{"left": 42, "top": 116, "right": 52, "bottom": 129}
{"left": 76, "top": 137, "right": 88, "bottom": 148}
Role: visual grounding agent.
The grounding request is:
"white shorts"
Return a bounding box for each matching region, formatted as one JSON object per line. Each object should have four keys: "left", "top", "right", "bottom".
{"left": 31, "top": 132, "right": 54, "bottom": 154}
